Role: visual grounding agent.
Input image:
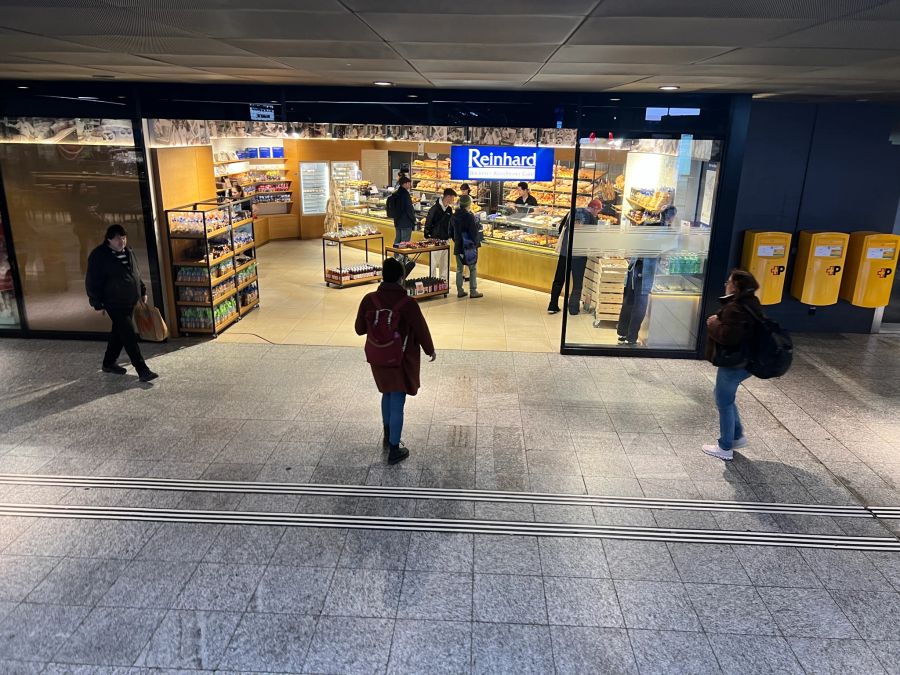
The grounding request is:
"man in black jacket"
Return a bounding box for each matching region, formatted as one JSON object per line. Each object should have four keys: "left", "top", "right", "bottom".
{"left": 451, "top": 195, "right": 483, "bottom": 299}
{"left": 390, "top": 175, "right": 418, "bottom": 275}
{"left": 85, "top": 224, "right": 158, "bottom": 382}
{"left": 423, "top": 188, "right": 456, "bottom": 240}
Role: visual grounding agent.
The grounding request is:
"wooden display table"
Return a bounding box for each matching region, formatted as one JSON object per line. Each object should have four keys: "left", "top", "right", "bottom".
{"left": 322, "top": 232, "right": 384, "bottom": 288}
{"left": 386, "top": 243, "right": 452, "bottom": 300}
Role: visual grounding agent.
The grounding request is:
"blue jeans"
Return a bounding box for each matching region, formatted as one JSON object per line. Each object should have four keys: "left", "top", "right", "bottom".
{"left": 381, "top": 391, "right": 407, "bottom": 446}
{"left": 715, "top": 367, "right": 751, "bottom": 450}
{"left": 456, "top": 254, "right": 477, "bottom": 293}
{"left": 394, "top": 227, "right": 413, "bottom": 266}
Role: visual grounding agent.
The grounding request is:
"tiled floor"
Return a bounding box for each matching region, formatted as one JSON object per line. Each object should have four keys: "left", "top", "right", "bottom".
{"left": 227, "top": 239, "right": 620, "bottom": 350}
{"left": 0, "top": 333, "right": 899, "bottom": 673}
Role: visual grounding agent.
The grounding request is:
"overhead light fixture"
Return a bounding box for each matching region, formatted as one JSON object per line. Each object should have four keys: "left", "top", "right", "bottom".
{"left": 77, "top": 96, "right": 98, "bottom": 100}
{"left": 373, "top": 81, "right": 393, "bottom": 87}
{"left": 609, "top": 97, "right": 621, "bottom": 101}
{"left": 17, "top": 85, "right": 28, "bottom": 90}
{"left": 658, "top": 85, "right": 680, "bottom": 91}
{"left": 407, "top": 94, "right": 418, "bottom": 98}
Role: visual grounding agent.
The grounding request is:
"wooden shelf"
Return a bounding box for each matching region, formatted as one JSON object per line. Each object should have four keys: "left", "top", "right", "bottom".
{"left": 179, "top": 324, "right": 214, "bottom": 334}
{"left": 322, "top": 233, "right": 383, "bottom": 243}
{"left": 234, "top": 241, "right": 255, "bottom": 255}
{"left": 231, "top": 218, "right": 253, "bottom": 228}
{"left": 254, "top": 180, "right": 291, "bottom": 185}
{"left": 239, "top": 302, "right": 258, "bottom": 316}
{"left": 254, "top": 190, "right": 292, "bottom": 195}
{"left": 236, "top": 275, "right": 258, "bottom": 292}
{"left": 325, "top": 275, "right": 381, "bottom": 288}
{"left": 213, "top": 159, "right": 249, "bottom": 166}
{"left": 407, "top": 288, "right": 450, "bottom": 301}
{"left": 169, "top": 232, "right": 204, "bottom": 240}
{"left": 212, "top": 288, "right": 237, "bottom": 305}
{"left": 215, "top": 313, "right": 239, "bottom": 333}
{"left": 207, "top": 225, "right": 231, "bottom": 238}
{"left": 210, "top": 270, "right": 235, "bottom": 285}
{"left": 234, "top": 259, "right": 256, "bottom": 274}
{"left": 174, "top": 280, "right": 211, "bottom": 287}
{"left": 209, "top": 251, "right": 234, "bottom": 266}
{"left": 386, "top": 244, "right": 450, "bottom": 254}
{"left": 176, "top": 300, "right": 209, "bottom": 307}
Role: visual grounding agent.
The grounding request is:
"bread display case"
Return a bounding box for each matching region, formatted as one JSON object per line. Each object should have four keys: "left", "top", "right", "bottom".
{"left": 483, "top": 208, "right": 562, "bottom": 251}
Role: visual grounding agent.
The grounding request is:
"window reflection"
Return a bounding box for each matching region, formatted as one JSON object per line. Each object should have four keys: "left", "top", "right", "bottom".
{"left": 0, "top": 211, "right": 20, "bottom": 328}
{"left": 564, "top": 135, "right": 720, "bottom": 350}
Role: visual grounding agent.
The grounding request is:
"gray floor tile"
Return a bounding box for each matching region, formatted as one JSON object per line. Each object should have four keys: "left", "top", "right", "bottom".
{"left": 137, "top": 609, "right": 241, "bottom": 670}
{"left": 3, "top": 519, "right": 80, "bottom": 557}
{"left": 271, "top": 527, "right": 347, "bottom": 567}
{"left": 551, "top": 625, "right": 637, "bottom": 674}
{"left": 533, "top": 503, "right": 596, "bottom": 524}
{"left": 0, "top": 555, "right": 60, "bottom": 602}
{"left": 135, "top": 523, "right": 222, "bottom": 562}
{"left": 53, "top": 606, "right": 165, "bottom": 666}
{"left": 603, "top": 540, "right": 679, "bottom": 581}
{"left": 474, "top": 534, "right": 542, "bottom": 575}
{"left": 733, "top": 545, "right": 822, "bottom": 588}
{"left": 615, "top": 580, "right": 702, "bottom": 631}
{"left": 787, "top": 637, "right": 886, "bottom": 674}
{"left": 669, "top": 543, "right": 752, "bottom": 585}
{"left": 339, "top": 529, "right": 410, "bottom": 570}
{"left": 708, "top": 634, "right": 803, "bottom": 675}
{"left": 202, "top": 524, "right": 285, "bottom": 565}
{"left": 544, "top": 576, "right": 624, "bottom": 627}
{"left": 406, "top": 532, "right": 473, "bottom": 573}
{"left": 868, "top": 640, "right": 900, "bottom": 675}
{"left": 628, "top": 629, "right": 721, "bottom": 675}
{"left": 322, "top": 568, "right": 401, "bottom": 618}
{"left": 539, "top": 537, "right": 609, "bottom": 578}
{"left": 475, "top": 500, "right": 535, "bottom": 521}
{"left": 472, "top": 623, "right": 554, "bottom": 675}
{"left": 304, "top": 616, "right": 394, "bottom": 675}
{"left": 0, "top": 602, "right": 90, "bottom": 662}
{"left": 686, "top": 583, "right": 778, "bottom": 635}
{"left": 800, "top": 548, "right": 892, "bottom": 591}
{"left": 0, "top": 601, "right": 15, "bottom": 624}
{"left": 219, "top": 612, "right": 316, "bottom": 673}
{"left": 174, "top": 562, "right": 265, "bottom": 612}
{"left": 387, "top": 619, "right": 472, "bottom": 675}
{"left": 26, "top": 557, "right": 126, "bottom": 606}
{"left": 0, "top": 660, "right": 46, "bottom": 674}
{"left": 758, "top": 586, "right": 858, "bottom": 638}
{"left": 397, "top": 571, "right": 472, "bottom": 621}
{"left": 250, "top": 565, "right": 334, "bottom": 615}
{"left": 473, "top": 573, "right": 547, "bottom": 624}
{"left": 831, "top": 589, "right": 900, "bottom": 640}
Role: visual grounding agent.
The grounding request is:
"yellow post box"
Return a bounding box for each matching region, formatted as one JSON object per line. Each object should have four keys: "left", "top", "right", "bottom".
{"left": 790, "top": 231, "right": 849, "bottom": 306}
{"left": 839, "top": 231, "right": 899, "bottom": 307}
{"left": 740, "top": 230, "right": 792, "bottom": 305}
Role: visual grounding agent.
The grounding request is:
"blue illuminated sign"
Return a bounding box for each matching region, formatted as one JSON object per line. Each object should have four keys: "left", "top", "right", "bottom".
{"left": 450, "top": 145, "right": 553, "bottom": 181}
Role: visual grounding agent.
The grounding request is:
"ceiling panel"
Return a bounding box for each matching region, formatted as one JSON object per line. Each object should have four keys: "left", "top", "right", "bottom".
{"left": 0, "top": 7, "right": 193, "bottom": 36}
{"left": 358, "top": 13, "right": 582, "bottom": 43}
{"left": 345, "top": 0, "right": 596, "bottom": 12}
{"left": 111, "top": 0, "right": 348, "bottom": 9}
{"left": 540, "top": 62, "right": 687, "bottom": 75}
{"left": 412, "top": 60, "right": 543, "bottom": 75}
{"left": 223, "top": 39, "right": 398, "bottom": 59}
{"left": 554, "top": 45, "right": 734, "bottom": 63}
{"left": 394, "top": 43, "right": 558, "bottom": 62}
{"left": 589, "top": 0, "right": 891, "bottom": 19}
{"left": 150, "top": 10, "right": 380, "bottom": 41}
{"left": 20, "top": 51, "right": 170, "bottom": 66}
{"left": 67, "top": 35, "right": 253, "bottom": 55}
{"left": 570, "top": 17, "right": 814, "bottom": 46}
{"left": 151, "top": 54, "right": 291, "bottom": 69}
{"left": 763, "top": 19, "right": 900, "bottom": 50}
{"left": 273, "top": 57, "right": 410, "bottom": 71}
{"left": 0, "top": 28, "right": 105, "bottom": 53}
{"left": 700, "top": 47, "right": 899, "bottom": 66}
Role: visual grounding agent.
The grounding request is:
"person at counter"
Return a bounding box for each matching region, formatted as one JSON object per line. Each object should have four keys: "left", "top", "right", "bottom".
{"left": 452, "top": 195, "right": 483, "bottom": 299}
{"left": 548, "top": 199, "right": 601, "bottom": 315}
{"left": 459, "top": 183, "right": 472, "bottom": 199}
{"left": 514, "top": 182, "right": 538, "bottom": 210}
{"left": 616, "top": 205, "right": 677, "bottom": 345}
{"left": 424, "top": 188, "right": 456, "bottom": 240}
{"left": 388, "top": 175, "right": 417, "bottom": 275}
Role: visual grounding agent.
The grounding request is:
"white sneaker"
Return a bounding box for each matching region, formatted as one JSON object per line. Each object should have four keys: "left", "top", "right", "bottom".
{"left": 702, "top": 444, "right": 734, "bottom": 461}
{"left": 732, "top": 436, "right": 748, "bottom": 449}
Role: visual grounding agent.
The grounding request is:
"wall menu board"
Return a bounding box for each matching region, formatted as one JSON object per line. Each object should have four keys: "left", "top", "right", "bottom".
{"left": 300, "top": 162, "right": 329, "bottom": 215}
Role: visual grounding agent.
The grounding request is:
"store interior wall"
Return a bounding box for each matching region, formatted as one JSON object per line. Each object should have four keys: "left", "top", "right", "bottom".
{"left": 727, "top": 100, "right": 900, "bottom": 333}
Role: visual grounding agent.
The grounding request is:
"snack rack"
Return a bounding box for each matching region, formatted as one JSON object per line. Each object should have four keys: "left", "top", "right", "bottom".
{"left": 322, "top": 232, "right": 385, "bottom": 288}
{"left": 166, "top": 196, "right": 259, "bottom": 336}
{"left": 385, "top": 242, "right": 452, "bottom": 300}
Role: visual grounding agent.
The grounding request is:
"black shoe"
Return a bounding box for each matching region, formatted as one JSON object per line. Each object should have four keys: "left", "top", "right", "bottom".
{"left": 617, "top": 336, "right": 627, "bottom": 343}
{"left": 138, "top": 370, "right": 159, "bottom": 382}
{"left": 388, "top": 442, "right": 410, "bottom": 465}
{"left": 568, "top": 307, "right": 580, "bottom": 316}
{"left": 102, "top": 364, "right": 127, "bottom": 375}
{"left": 383, "top": 426, "right": 390, "bottom": 452}
{"left": 547, "top": 305, "right": 561, "bottom": 314}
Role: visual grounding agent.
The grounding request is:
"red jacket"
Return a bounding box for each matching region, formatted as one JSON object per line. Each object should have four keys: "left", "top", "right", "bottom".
{"left": 355, "top": 282, "right": 435, "bottom": 395}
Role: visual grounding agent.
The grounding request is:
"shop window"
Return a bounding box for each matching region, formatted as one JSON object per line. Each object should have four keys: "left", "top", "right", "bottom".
{"left": 0, "top": 117, "right": 150, "bottom": 332}
{"left": 562, "top": 135, "right": 720, "bottom": 351}
{"left": 0, "top": 211, "right": 20, "bottom": 328}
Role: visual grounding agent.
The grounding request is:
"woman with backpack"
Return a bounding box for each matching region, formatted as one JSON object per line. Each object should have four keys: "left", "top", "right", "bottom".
{"left": 452, "top": 195, "right": 483, "bottom": 298}
{"left": 355, "top": 257, "right": 436, "bottom": 465}
{"left": 703, "top": 269, "right": 763, "bottom": 461}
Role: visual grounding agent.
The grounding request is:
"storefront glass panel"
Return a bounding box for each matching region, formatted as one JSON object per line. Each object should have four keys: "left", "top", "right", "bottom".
{"left": 0, "top": 117, "right": 150, "bottom": 332}
{"left": 0, "top": 210, "right": 20, "bottom": 328}
{"left": 563, "top": 135, "right": 720, "bottom": 351}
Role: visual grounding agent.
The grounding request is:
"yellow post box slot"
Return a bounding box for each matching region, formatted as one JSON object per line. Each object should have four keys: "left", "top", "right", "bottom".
{"left": 741, "top": 230, "right": 791, "bottom": 305}
{"left": 790, "top": 231, "right": 849, "bottom": 306}
{"left": 839, "top": 232, "right": 899, "bottom": 308}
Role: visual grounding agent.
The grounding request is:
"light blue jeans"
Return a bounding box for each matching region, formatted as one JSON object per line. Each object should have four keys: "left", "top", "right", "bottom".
{"left": 381, "top": 391, "right": 407, "bottom": 447}
{"left": 715, "top": 367, "right": 751, "bottom": 450}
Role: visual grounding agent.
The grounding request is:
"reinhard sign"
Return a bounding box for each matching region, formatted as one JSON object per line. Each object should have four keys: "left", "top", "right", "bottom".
{"left": 450, "top": 145, "right": 553, "bottom": 181}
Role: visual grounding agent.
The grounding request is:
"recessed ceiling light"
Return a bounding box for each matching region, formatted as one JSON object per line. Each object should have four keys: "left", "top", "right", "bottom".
{"left": 658, "top": 85, "right": 680, "bottom": 91}
{"left": 77, "top": 96, "right": 98, "bottom": 100}
{"left": 17, "top": 85, "right": 28, "bottom": 89}
{"left": 609, "top": 97, "right": 621, "bottom": 101}
{"left": 270, "top": 100, "right": 277, "bottom": 103}
{"left": 407, "top": 94, "right": 418, "bottom": 98}
{"left": 373, "top": 81, "right": 393, "bottom": 87}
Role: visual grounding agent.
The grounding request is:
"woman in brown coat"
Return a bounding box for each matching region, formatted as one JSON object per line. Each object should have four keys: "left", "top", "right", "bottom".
{"left": 355, "top": 257, "right": 436, "bottom": 464}
{"left": 703, "top": 269, "right": 762, "bottom": 461}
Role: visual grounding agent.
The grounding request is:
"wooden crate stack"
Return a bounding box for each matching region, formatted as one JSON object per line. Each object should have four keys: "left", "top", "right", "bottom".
{"left": 595, "top": 258, "right": 628, "bottom": 323}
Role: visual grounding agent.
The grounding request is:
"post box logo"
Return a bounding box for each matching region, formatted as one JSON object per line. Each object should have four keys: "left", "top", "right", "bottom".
{"left": 770, "top": 265, "right": 785, "bottom": 276}
{"left": 877, "top": 268, "right": 893, "bottom": 279}
{"left": 825, "top": 265, "right": 842, "bottom": 276}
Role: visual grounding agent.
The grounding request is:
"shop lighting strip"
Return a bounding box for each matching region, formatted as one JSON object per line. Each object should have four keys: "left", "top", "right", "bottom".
{"left": 0, "top": 474, "right": 873, "bottom": 518}
{"left": 0, "top": 503, "right": 896, "bottom": 551}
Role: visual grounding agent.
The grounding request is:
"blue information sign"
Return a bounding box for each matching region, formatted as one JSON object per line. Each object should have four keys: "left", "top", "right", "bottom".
{"left": 450, "top": 145, "right": 553, "bottom": 181}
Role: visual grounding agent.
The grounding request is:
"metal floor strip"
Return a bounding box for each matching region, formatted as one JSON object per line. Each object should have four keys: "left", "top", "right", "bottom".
{"left": 1, "top": 502, "right": 897, "bottom": 551}
{"left": 0, "top": 473, "right": 874, "bottom": 518}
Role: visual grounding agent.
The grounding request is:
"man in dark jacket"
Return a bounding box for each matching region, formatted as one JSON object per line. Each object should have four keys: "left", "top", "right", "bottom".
{"left": 548, "top": 199, "right": 600, "bottom": 315}
{"left": 423, "top": 188, "right": 456, "bottom": 240}
{"left": 390, "top": 175, "right": 418, "bottom": 275}
{"left": 85, "top": 224, "right": 158, "bottom": 382}
{"left": 451, "top": 195, "right": 483, "bottom": 299}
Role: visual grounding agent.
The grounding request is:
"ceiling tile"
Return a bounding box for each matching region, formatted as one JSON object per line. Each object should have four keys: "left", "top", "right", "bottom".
{"left": 359, "top": 13, "right": 581, "bottom": 43}
{"left": 699, "top": 47, "right": 899, "bottom": 67}
{"left": 152, "top": 10, "right": 380, "bottom": 41}
{"left": 112, "top": 0, "right": 347, "bottom": 9}
{"left": 151, "top": 55, "right": 291, "bottom": 69}
{"left": 18, "top": 51, "right": 169, "bottom": 66}
{"left": 394, "top": 43, "right": 558, "bottom": 61}
{"left": 541, "top": 62, "right": 695, "bottom": 76}
{"left": 223, "top": 39, "right": 397, "bottom": 59}
{"left": 569, "top": 17, "right": 815, "bottom": 46}
{"left": 554, "top": 45, "right": 733, "bottom": 63}
{"left": 66, "top": 35, "right": 253, "bottom": 55}
{"left": 273, "top": 57, "right": 409, "bottom": 71}
{"left": 0, "top": 6, "right": 193, "bottom": 36}
{"left": 412, "top": 60, "right": 542, "bottom": 75}
{"left": 764, "top": 19, "right": 900, "bottom": 50}
{"left": 429, "top": 79, "right": 532, "bottom": 89}
{"left": 590, "top": 0, "right": 887, "bottom": 19}
{"left": 527, "top": 74, "right": 644, "bottom": 87}
{"left": 0, "top": 28, "right": 105, "bottom": 53}
{"left": 344, "top": 0, "right": 595, "bottom": 13}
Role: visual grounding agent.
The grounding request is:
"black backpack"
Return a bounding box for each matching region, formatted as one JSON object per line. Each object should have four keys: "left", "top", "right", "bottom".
{"left": 385, "top": 191, "right": 399, "bottom": 219}
{"left": 744, "top": 305, "right": 793, "bottom": 379}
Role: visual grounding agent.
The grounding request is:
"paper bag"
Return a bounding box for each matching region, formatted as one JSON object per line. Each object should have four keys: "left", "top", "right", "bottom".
{"left": 134, "top": 303, "right": 168, "bottom": 342}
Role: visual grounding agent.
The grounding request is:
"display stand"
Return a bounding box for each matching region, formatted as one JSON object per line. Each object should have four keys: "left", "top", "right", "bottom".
{"left": 322, "top": 233, "right": 384, "bottom": 288}
{"left": 166, "top": 196, "right": 259, "bottom": 336}
{"left": 386, "top": 243, "right": 452, "bottom": 300}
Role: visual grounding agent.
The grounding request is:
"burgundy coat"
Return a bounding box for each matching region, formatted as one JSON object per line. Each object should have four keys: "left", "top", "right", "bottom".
{"left": 355, "top": 282, "right": 435, "bottom": 396}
